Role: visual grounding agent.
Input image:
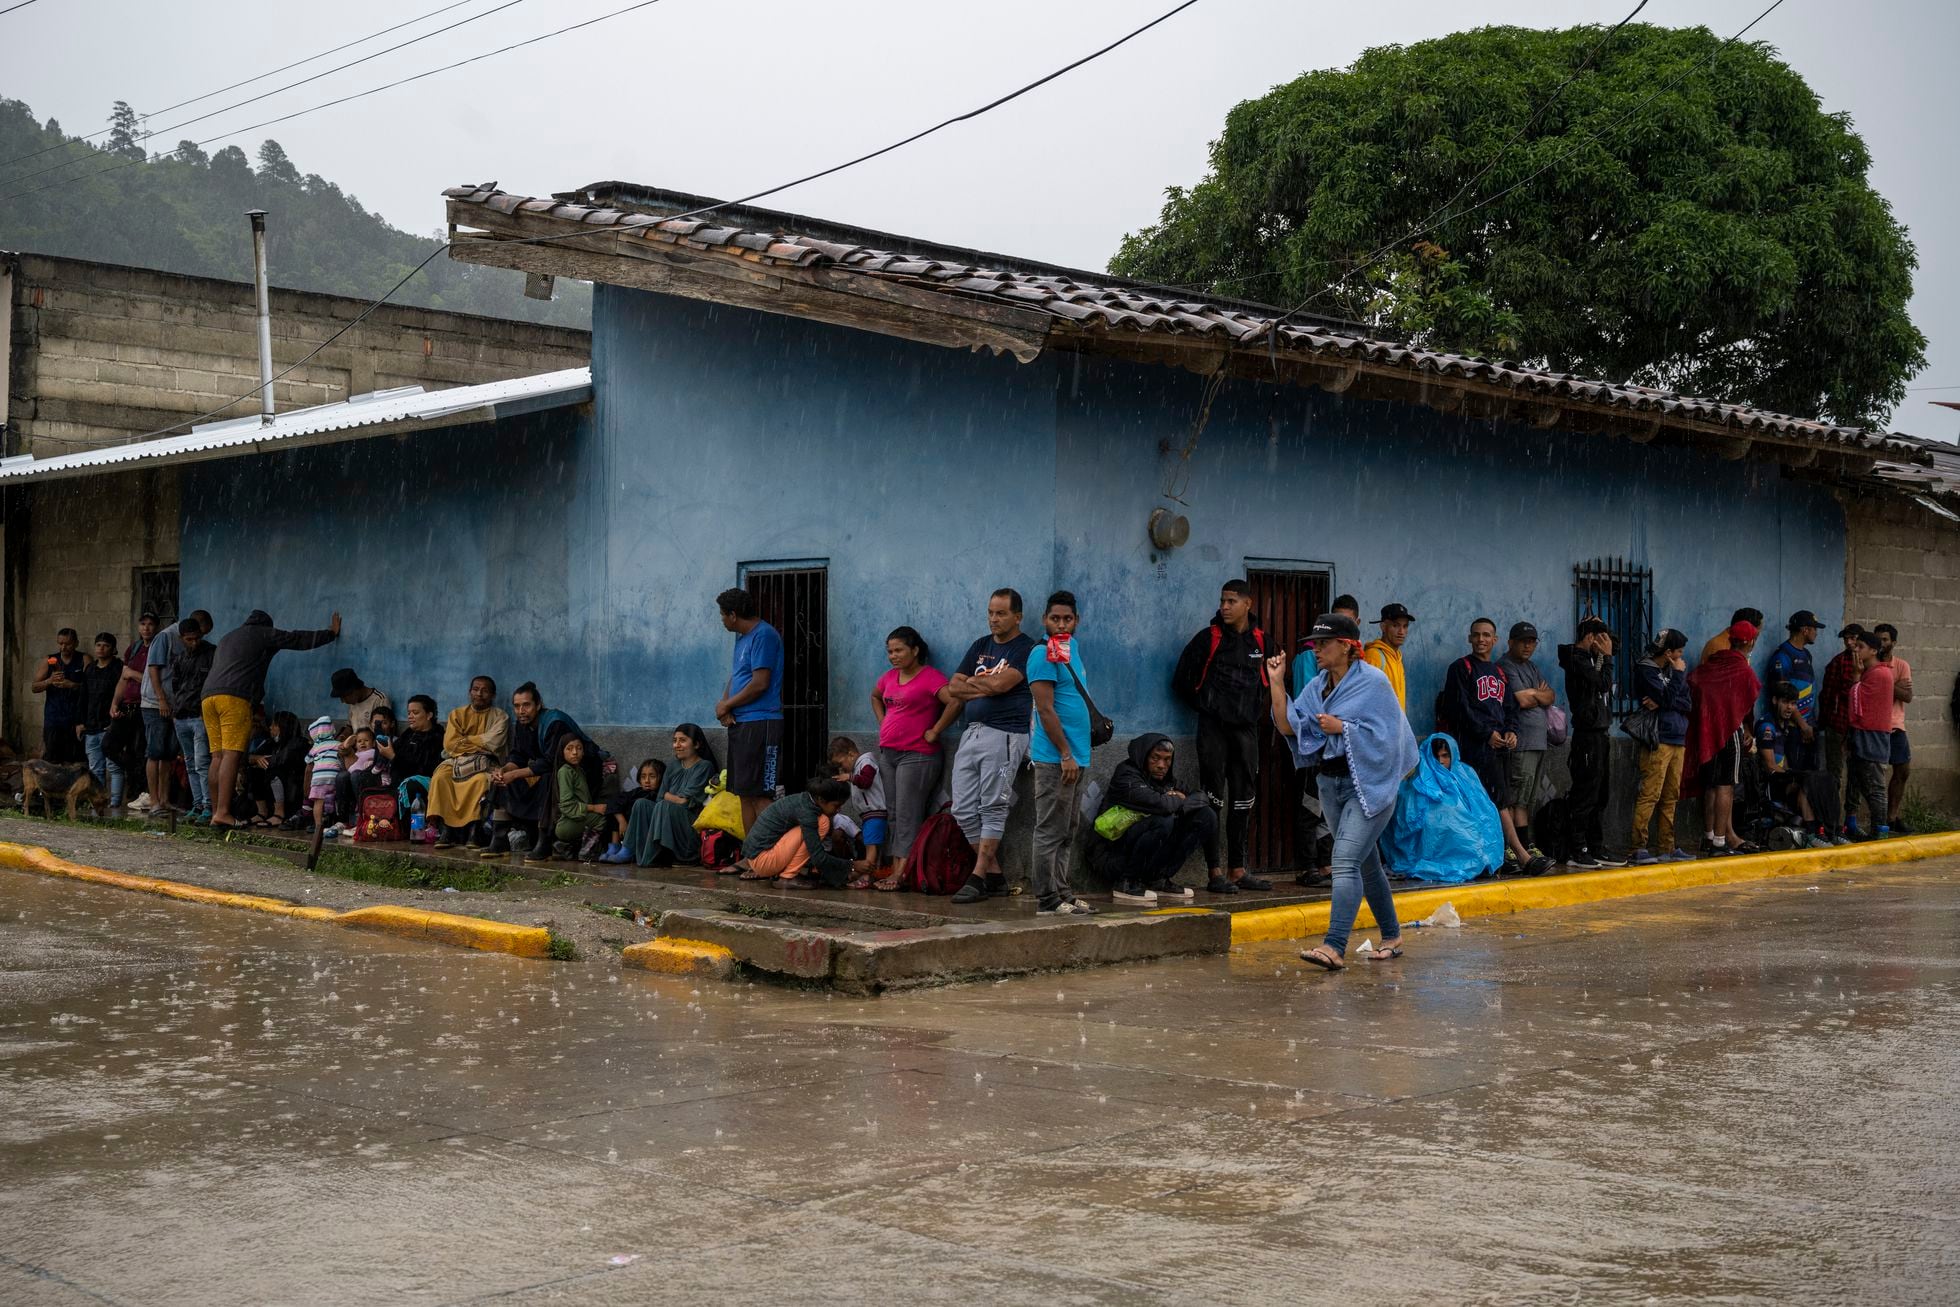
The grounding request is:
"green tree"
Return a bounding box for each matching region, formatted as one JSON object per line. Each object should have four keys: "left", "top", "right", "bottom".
{"left": 105, "top": 100, "right": 145, "bottom": 160}
{"left": 255, "top": 139, "right": 300, "bottom": 186}
{"left": 1110, "top": 24, "right": 1925, "bottom": 428}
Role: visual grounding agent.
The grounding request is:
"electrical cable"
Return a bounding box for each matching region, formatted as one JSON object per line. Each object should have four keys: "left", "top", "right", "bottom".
{"left": 0, "top": 0, "right": 486, "bottom": 174}
{"left": 1250, "top": 0, "right": 1789, "bottom": 339}
{"left": 0, "top": 0, "right": 41, "bottom": 16}
{"left": 98, "top": 0, "right": 1206, "bottom": 444}
{"left": 1, "top": 0, "right": 532, "bottom": 190}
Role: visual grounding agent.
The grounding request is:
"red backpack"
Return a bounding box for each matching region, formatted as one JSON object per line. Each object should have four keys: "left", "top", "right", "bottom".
{"left": 698, "top": 829, "right": 741, "bottom": 870}
{"left": 352, "top": 791, "right": 403, "bottom": 843}
{"left": 906, "top": 813, "right": 976, "bottom": 895}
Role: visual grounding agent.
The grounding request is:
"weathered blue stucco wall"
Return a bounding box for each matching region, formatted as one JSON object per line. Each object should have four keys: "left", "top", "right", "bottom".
{"left": 177, "top": 283, "right": 1846, "bottom": 746}
{"left": 179, "top": 406, "right": 601, "bottom": 726}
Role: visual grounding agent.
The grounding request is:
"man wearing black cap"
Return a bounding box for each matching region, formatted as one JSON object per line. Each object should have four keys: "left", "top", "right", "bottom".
{"left": 1498, "top": 621, "right": 1557, "bottom": 872}
{"left": 1764, "top": 611, "right": 1820, "bottom": 726}
{"left": 1558, "top": 618, "right": 1616, "bottom": 868}
{"left": 330, "top": 668, "right": 391, "bottom": 734}
{"left": 1818, "top": 623, "right": 1863, "bottom": 837}
{"left": 1173, "top": 580, "right": 1273, "bottom": 894}
{"left": 1363, "top": 603, "right": 1414, "bottom": 712}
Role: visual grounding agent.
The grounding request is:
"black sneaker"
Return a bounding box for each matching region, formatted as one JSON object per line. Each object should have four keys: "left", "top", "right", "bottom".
{"left": 1150, "top": 878, "right": 1195, "bottom": 900}
{"left": 1891, "top": 816, "right": 1913, "bottom": 835}
{"left": 1567, "top": 851, "right": 1603, "bottom": 870}
{"left": 949, "top": 875, "right": 989, "bottom": 905}
{"left": 1233, "top": 874, "right": 1273, "bottom": 892}
{"left": 1293, "top": 869, "right": 1330, "bottom": 888}
{"left": 1205, "top": 876, "right": 1239, "bottom": 894}
{"left": 1522, "top": 855, "right": 1552, "bottom": 876}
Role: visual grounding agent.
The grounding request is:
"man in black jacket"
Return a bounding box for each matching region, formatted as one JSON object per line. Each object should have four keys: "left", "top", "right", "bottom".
{"left": 1089, "top": 734, "right": 1215, "bottom": 904}
{"left": 1558, "top": 618, "right": 1616, "bottom": 868}
{"left": 1172, "top": 580, "right": 1273, "bottom": 895}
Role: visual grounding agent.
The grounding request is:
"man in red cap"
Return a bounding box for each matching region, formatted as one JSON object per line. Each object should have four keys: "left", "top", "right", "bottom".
{"left": 1686, "top": 620, "right": 1763, "bottom": 855}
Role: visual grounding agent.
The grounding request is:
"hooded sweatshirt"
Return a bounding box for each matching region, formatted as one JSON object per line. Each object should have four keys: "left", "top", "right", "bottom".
{"left": 1100, "top": 732, "right": 1195, "bottom": 819}
{"left": 1557, "top": 642, "right": 1613, "bottom": 734}
{"left": 303, "top": 716, "right": 343, "bottom": 787}
{"left": 1362, "top": 639, "right": 1407, "bottom": 710}
{"left": 202, "top": 610, "right": 338, "bottom": 705}
{"left": 1172, "top": 613, "right": 1268, "bottom": 727}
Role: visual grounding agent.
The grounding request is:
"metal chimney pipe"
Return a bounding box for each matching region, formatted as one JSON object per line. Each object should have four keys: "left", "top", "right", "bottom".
{"left": 246, "top": 209, "right": 274, "bottom": 425}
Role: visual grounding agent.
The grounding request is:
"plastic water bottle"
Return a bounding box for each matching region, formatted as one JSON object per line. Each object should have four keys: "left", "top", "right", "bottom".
{"left": 409, "top": 811, "right": 426, "bottom": 841}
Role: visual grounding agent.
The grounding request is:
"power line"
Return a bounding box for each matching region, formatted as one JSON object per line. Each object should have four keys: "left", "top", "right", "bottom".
{"left": 1907, "top": 385, "right": 1960, "bottom": 393}
{"left": 0, "top": 0, "right": 42, "bottom": 16}
{"left": 1248, "top": 0, "right": 1788, "bottom": 338}
{"left": 103, "top": 0, "right": 1207, "bottom": 445}
{"left": 0, "top": 0, "right": 486, "bottom": 174}
{"left": 1, "top": 0, "right": 532, "bottom": 190}
{"left": 0, "top": 0, "right": 666, "bottom": 204}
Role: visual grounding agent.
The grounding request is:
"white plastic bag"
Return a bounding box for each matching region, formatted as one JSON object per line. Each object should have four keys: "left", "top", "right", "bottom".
{"left": 1414, "top": 901, "right": 1462, "bottom": 929}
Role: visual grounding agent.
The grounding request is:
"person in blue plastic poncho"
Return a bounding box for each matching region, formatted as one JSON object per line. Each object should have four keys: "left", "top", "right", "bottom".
{"left": 1268, "top": 612, "right": 1419, "bottom": 973}
{"left": 1382, "top": 734, "right": 1508, "bottom": 884}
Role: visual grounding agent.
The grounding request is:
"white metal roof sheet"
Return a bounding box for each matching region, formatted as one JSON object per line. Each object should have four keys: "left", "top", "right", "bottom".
{"left": 0, "top": 366, "right": 591, "bottom": 485}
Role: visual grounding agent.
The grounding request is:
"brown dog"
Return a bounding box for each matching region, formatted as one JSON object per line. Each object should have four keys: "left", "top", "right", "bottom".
{"left": 20, "top": 758, "right": 109, "bottom": 820}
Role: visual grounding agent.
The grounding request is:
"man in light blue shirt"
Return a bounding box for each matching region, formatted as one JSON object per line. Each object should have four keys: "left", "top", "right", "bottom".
{"left": 1027, "top": 590, "right": 1096, "bottom": 916}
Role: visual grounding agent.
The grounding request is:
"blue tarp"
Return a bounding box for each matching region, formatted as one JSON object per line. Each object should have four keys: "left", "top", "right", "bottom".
{"left": 1381, "top": 733, "right": 1506, "bottom": 884}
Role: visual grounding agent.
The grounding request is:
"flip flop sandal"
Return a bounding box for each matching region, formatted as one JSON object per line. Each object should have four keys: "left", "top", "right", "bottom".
{"left": 737, "top": 865, "right": 776, "bottom": 881}
{"left": 873, "top": 873, "right": 906, "bottom": 892}
{"left": 1299, "top": 945, "right": 1346, "bottom": 972}
{"left": 1366, "top": 943, "right": 1404, "bottom": 961}
{"left": 845, "top": 875, "right": 874, "bottom": 891}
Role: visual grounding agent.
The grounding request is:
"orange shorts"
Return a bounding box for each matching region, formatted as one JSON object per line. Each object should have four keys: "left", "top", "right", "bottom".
{"left": 201, "top": 693, "right": 252, "bottom": 753}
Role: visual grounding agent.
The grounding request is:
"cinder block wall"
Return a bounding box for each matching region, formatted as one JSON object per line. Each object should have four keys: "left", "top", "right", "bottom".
{"left": 5, "top": 253, "right": 590, "bottom": 456}
{"left": 1844, "top": 496, "right": 1960, "bottom": 809}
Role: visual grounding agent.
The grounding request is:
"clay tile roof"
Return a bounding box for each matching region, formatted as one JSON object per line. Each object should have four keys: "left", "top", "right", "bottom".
{"left": 441, "top": 182, "right": 1928, "bottom": 463}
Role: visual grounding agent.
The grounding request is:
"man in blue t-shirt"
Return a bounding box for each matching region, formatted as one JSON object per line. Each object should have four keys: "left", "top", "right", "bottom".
{"left": 715, "top": 588, "right": 785, "bottom": 830}
{"left": 1025, "top": 590, "right": 1097, "bottom": 916}
{"left": 1764, "top": 609, "right": 1820, "bottom": 725}
{"left": 943, "top": 588, "right": 1038, "bottom": 904}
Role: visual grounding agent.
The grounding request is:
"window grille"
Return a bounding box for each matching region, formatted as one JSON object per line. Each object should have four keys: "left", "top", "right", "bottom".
{"left": 136, "top": 566, "right": 179, "bottom": 632}
{"left": 1573, "top": 557, "right": 1653, "bottom": 716}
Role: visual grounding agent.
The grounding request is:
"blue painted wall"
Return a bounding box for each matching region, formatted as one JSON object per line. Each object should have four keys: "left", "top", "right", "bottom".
{"left": 178, "top": 282, "right": 1846, "bottom": 743}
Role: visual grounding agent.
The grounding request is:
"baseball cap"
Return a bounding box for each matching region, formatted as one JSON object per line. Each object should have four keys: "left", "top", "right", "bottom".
{"left": 1372, "top": 602, "right": 1416, "bottom": 624}
{"left": 1786, "top": 610, "right": 1820, "bottom": 632}
{"left": 1837, "top": 622, "right": 1864, "bottom": 639}
{"left": 1577, "top": 617, "right": 1611, "bottom": 638}
{"left": 1729, "top": 620, "right": 1760, "bottom": 644}
{"left": 1306, "top": 613, "right": 1362, "bottom": 643}
{"left": 1509, "top": 621, "right": 1539, "bottom": 642}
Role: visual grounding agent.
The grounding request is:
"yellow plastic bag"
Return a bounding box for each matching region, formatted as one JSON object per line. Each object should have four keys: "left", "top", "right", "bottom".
{"left": 693, "top": 784, "right": 746, "bottom": 839}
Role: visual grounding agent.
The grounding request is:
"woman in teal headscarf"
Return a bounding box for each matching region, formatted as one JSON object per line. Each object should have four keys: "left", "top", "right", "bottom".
{"left": 625, "top": 723, "right": 718, "bottom": 866}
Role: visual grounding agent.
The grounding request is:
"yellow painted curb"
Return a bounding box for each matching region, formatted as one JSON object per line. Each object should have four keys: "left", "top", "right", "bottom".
{"left": 621, "top": 937, "right": 738, "bottom": 978}
{"left": 0, "top": 840, "right": 554, "bottom": 959}
{"left": 1229, "top": 831, "right": 1960, "bottom": 945}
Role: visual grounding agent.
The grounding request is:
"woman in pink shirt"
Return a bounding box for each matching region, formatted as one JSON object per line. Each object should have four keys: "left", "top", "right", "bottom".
{"left": 870, "top": 626, "right": 959, "bottom": 886}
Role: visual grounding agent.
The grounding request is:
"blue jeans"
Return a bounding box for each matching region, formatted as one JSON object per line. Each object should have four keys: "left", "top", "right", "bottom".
{"left": 84, "top": 730, "right": 126, "bottom": 807}
{"left": 174, "top": 716, "right": 211, "bottom": 809}
{"left": 1317, "top": 772, "right": 1400, "bottom": 954}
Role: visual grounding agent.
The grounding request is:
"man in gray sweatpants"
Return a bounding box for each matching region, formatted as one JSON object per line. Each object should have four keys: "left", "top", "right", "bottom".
{"left": 941, "top": 588, "right": 1039, "bottom": 904}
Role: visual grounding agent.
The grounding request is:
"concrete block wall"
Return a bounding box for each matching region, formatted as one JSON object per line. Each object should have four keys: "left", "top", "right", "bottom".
{"left": 1844, "top": 496, "right": 1960, "bottom": 809}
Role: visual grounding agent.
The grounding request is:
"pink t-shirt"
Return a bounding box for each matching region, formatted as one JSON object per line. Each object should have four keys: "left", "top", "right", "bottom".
{"left": 1887, "top": 655, "right": 1910, "bottom": 732}
{"left": 876, "top": 665, "right": 949, "bottom": 753}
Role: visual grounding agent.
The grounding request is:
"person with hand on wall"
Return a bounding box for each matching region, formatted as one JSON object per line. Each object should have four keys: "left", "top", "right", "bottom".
{"left": 945, "top": 588, "right": 1039, "bottom": 905}
{"left": 1172, "top": 579, "right": 1273, "bottom": 896}
{"left": 199, "top": 608, "right": 339, "bottom": 830}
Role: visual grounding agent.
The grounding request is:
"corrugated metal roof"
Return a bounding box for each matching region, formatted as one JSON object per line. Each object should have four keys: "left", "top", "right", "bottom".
{"left": 0, "top": 367, "right": 591, "bottom": 485}
{"left": 444, "top": 184, "right": 1924, "bottom": 465}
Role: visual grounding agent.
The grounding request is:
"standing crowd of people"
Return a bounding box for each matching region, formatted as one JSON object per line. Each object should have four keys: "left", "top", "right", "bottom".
{"left": 22, "top": 580, "right": 1946, "bottom": 961}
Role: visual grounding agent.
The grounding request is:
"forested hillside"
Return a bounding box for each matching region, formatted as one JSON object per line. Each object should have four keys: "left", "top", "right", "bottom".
{"left": 0, "top": 97, "right": 589, "bottom": 328}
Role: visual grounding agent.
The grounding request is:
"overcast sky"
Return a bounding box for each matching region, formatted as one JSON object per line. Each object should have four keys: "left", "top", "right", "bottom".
{"left": 9, "top": 0, "right": 1956, "bottom": 439}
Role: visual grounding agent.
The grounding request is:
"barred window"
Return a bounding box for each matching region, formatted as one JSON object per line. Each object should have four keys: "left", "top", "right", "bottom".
{"left": 1573, "top": 558, "right": 1653, "bottom": 716}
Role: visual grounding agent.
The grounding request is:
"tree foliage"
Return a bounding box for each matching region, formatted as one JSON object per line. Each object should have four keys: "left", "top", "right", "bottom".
{"left": 1110, "top": 24, "right": 1925, "bottom": 428}
{"left": 0, "top": 96, "right": 588, "bottom": 329}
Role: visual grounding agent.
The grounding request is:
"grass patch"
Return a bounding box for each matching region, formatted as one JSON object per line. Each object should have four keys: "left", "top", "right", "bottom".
{"left": 725, "top": 900, "right": 791, "bottom": 921}
{"left": 546, "top": 932, "right": 578, "bottom": 961}
{"left": 1900, "top": 787, "right": 1958, "bottom": 834}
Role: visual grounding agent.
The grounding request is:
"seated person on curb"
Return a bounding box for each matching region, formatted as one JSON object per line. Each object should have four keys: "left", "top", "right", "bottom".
{"left": 330, "top": 727, "right": 388, "bottom": 834}
{"left": 624, "top": 725, "right": 719, "bottom": 868}
{"left": 597, "top": 758, "right": 665, "bottom": 864}
{"left": 380, "top": 696, "right": 445, "bottom": 787}
{"left": 1757, "top": 682, "right": 1839, "bottom": 847}
{"left": 1089, "top": 733, "right": 1213, "bottom": 905}
{"left": 428, "top": 676, "right": 510, "bottom": 848}
{"left": 732, "top": 777, "right": 855, "bottom": 888}
{"left": 253, "top": 711, "right": 307, "bottom": 827}
{"left": 552, "top": 736, "right": 610, "bottom": 861}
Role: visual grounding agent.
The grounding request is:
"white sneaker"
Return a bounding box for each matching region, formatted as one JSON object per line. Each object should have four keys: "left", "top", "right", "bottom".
{"left": 1112, "top": 885, "right": 1158, "bottom": 905}
{"left": 127, "top": 795, "right": 154, "bottom": 812}
{"left": 1037, "top": 897, "right": 1098, "bottom": 916}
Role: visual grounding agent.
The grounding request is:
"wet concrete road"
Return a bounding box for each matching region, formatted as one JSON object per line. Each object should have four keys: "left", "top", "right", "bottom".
{"left": 5, "top": 860, "right": 1959, "bottom": 1305}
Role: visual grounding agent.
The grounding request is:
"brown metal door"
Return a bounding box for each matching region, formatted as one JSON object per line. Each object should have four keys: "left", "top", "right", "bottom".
{"left": 744, "top": 566, "right": 829, "bottom": 796}
{"left": 1246, "top": 567, "right": 1331, "bottom": 871}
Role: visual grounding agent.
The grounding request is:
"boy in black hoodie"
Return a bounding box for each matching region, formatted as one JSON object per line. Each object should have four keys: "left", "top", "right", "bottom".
{"left": 1557, "top": 618, "right": 1616, "bottom": 868}
{"left": 1090, "top": 733, "right": 1214, "bottom": 904}
{"left": 1172, "top": 580, "right": 1273, "bottom": 894}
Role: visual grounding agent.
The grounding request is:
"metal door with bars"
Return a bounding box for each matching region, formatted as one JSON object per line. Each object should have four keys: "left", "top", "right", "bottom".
{"left": 1573, "top": 557, "right": 1653, "bottom": 716}
{"left": 1245, "top": 564, "right": 1332, "bottom": 872}
{"left": 743, "top": 563, "right": 829, "bottom": 796}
